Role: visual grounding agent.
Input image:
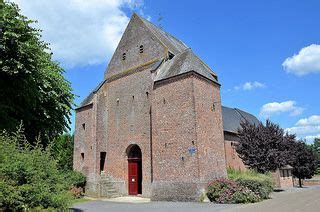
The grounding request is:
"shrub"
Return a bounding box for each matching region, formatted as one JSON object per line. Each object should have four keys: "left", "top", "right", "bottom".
{"left": 0, "top": 130, "right": 85, "bottom": 210}
{"left": 62, "top": 170, "right": 86, "bottom": 189}
{"left": 207, "top": 179, "right": 259, "bottom": 203}
{"left": 50, "top": 134, "right": 74, "bottom": 171}
{"left": 69, "top": 186, "right": 84, "bottom": 199}
{"left": 62, "top": 170, "right": 86, "bottom": 198}
{"left": 227, "top": 168, "right": 274, "bottom": 199}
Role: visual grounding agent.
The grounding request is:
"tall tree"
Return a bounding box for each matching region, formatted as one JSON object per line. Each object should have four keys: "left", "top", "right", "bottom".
{"left": 309, "top": 138, "right": 320, "bottom": 174}
{"left": 0, "top": 2, "right": 74, "bottom": 145}
{"left": 289, "top": 141, "right": 317, "bottom": 187}
{"left": 235, "top": 120, "right": 290, "bottom": 173}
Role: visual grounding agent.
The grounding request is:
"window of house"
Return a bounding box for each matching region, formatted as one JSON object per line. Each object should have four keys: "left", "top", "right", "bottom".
{"left": 82, "top": 123, "right": 85, "bottom": 130}
{"left": 139, "top": 45, "right": 144, "bottom": 53}
{"left": 100, "top": 152, "right": 106, "bottom": 172}
{"left": 122, "top": 53, "right": 126, "bottom": 60}
{"left": 81, "top": 153, "right": 84, "bottom": 161}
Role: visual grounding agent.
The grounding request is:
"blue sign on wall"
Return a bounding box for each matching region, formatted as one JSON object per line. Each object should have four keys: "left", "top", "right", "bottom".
{"left": 188, "top": 147, "right": 197, "bottom": 156}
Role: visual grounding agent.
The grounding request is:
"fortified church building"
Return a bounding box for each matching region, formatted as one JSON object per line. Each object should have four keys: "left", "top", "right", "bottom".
{"left": 73, "top": 14, "right": 263, "bottom": 201}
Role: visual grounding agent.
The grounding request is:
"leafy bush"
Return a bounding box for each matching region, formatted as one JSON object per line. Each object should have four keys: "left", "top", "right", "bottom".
{"left": 62, "top": 170, "right": 86, "bottom": 189}
{"left": 0, "top": 130, "right": 85, "bottom": 210}
{"left": 62, "top": 170, "right": 86, "bottom": 198}
{"left": 228, "top": 168, "right": 274, "bottom": 199}
{"left": 207, "top": 179, "right": 259, "bottom": 203}
{"left": 50, "top": 134, "right": 74, "bottom": 171}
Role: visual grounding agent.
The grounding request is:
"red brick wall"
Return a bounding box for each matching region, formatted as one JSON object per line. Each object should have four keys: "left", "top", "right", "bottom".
{"left": 99, "top": 67, "right": 154, "bottom": 196}
{"left": 73, "top": 103, "right": 97, "bottom": 182}
{"left": 151, "top": 74, "right": 227, "bottom": 201}
{"left": 193, "top": 75, "right": 227, "bottom": 180}
{"left": 224, "top": 140, "right": 246, "bottom": 171}
{"left": 152, "top": 76, "right": 199, "bottom": 181}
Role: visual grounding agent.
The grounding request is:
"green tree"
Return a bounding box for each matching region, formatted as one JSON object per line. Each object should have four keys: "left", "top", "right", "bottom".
{"left": 289, "top": 141, "right": 317, "bottom": 187}
{"left": 0, "top": 2, "right": 74, "bottom": 145}
{"left": 310, "top": 138, "right": 320, "bottom": 174}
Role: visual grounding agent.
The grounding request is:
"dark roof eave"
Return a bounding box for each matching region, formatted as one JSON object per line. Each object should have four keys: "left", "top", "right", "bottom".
{"left": 224, "top": 130, "right": 239, "bottom": 135}
{"left": 154, "top": 70, "right": 221, "bottom": 86}
{"left": 75, "top": 102, "right": 93, "bottom": 111}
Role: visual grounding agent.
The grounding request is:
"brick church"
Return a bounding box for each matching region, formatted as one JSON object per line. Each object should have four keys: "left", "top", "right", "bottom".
{"left": 73, "top": 14, "right": 282, "bottom": 201}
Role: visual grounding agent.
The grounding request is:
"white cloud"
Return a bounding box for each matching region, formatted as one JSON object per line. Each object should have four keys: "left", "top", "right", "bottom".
{"left": 259, "top": 100, "right": 304, "bottom": 117}
{"left": 304, "top": 134, "right": 320, "bottom": 143}
{"left": 296, "top": 115, "right": 320, "bottom": 126}
{"left": 285, "top": 115, "right": 320, "bottom": 143}
{"left": 234, "top": 81, "right": 265, "bottom": 91}
{"left": 282, "top": 44, "right": 320, "bottom": 76}
{"left": 12, "top": 0, "right": 145, "bottom": 67}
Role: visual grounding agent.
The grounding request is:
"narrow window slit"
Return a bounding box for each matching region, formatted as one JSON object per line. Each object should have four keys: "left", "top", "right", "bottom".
{"left": 139, "top": 45, "right": 144, "bottom": 53}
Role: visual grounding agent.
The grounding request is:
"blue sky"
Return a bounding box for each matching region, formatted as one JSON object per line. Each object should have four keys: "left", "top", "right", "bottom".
{"left": 13, "top": 0, "right": 320, "bottom": 143}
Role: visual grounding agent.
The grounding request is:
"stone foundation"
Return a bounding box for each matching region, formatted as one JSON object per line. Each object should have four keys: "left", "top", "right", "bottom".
{"left": 151, "top": 181, "right": 206, "bottom": 202}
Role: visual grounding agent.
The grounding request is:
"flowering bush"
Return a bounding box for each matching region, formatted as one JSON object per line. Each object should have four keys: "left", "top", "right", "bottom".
{"left": 207, "top": 179, "right": 259, "bottom": 203}
{"left": 228, "top": 168, "right": 274, "bottom": 199}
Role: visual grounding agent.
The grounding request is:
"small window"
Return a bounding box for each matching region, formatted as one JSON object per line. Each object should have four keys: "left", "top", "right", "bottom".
{"left": 81, "top": 153, "right": 84, "bottom": 160}
{"left": 100, "top": 152, "right": 106, "bottom": 172}
{"left": 82, "top": 123, "right": 85, "bottom": 130}
{"left": 146, "top": 92, "right": 149, "bottom": 98}
{"left": 139, "top": 45, "right": 144, "bottom": 53}
{"left": 168, "top": 52, "right": 174, "bottom": 60}
{"left": 122, "top": 53, "right": 126, "bottom": 60}
{"left": 211, "top": 103, "right": 216, "bottom": 111}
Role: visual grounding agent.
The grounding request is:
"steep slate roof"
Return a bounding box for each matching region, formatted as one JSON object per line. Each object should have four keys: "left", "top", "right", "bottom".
{"left": 78, "top": 81, "right": 105, "bottom": 108}
{"left": 154, "top": 49, "right": 218, "bottom": 83}
{"left": 138, "top": 14, "right": 189, "bottom": 55}
{"left": 136, "top": 14, "right": 218, "bottom": 84}
{"left": 222, "top": 106, "right": 260, "bottom": 134}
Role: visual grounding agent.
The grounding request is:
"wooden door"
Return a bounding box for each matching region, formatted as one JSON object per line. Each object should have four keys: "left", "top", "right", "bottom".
{"left": 128, "top": 160, "right": 139, "bottom": 195}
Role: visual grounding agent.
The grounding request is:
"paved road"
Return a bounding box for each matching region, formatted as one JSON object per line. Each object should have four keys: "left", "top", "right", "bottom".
{"left": 223, "top": 186, "right": 320, "bottom": 212}
{"left": 72, "top": 186, "right": 320, "bottom": 212}
{"left": 71, "top": 201, "right": 236, "bottom": 212}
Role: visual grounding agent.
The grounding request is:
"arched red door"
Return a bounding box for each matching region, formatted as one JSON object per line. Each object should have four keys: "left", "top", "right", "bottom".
{"left": 127, "top": 145, "right": 142, "bottom": 195}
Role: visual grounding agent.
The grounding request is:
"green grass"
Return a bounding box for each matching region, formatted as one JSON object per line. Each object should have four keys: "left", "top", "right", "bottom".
{"left": 227, "top": 167, "right": 273, "bottom": 181}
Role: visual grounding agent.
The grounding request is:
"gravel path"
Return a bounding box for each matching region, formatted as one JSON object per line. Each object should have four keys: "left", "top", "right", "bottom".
{"left": 71, "top": 186, "right": 320, "bottom": 212}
